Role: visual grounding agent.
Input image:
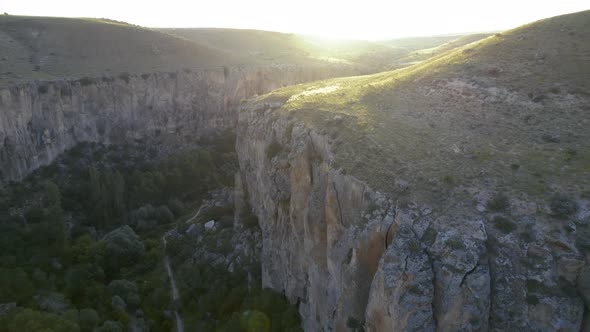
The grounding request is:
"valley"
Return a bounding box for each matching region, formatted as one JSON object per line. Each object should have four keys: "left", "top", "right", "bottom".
{"left": 0, "top": 8, "right": 589, "bottom": 332}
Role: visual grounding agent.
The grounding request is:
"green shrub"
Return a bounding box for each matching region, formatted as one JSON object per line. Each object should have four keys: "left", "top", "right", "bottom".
{"left": 446, "top": 237, "right": 464, "bottom": 250}
{"left": 549, "top": 194, "right": 578, "bottom": 219}
{"left": 487, "top": 193, "right": 509, "bottom": 212}
{"left": 266, "top": 141, "right": 282, "bottom": 159}
{"left": 118, "top": 72, "right": 130, "bottom": 84}
{"left": 492, "top": 216, "right": 516, "bottom": 234}
{"left": 79, "top": 77, "right": 95, "bottom": 86}
{"left": 37, "top": 85, "right": 49, "bottom": 94}
{"left": 563, "top": 148, "right": 577, "bottom": 162}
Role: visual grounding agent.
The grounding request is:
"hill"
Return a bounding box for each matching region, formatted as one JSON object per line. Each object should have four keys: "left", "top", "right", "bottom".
{"left": 160, "top": 28, "right": 489, "bottom": 71}
{"left": 0, "top": 15, "right": 490, "bottom": 87}
{"left": 0, "top": 16, "right": 243, "bottom": 87}
{"left": 249, "top": 9, "right": 590, "bottom": 207}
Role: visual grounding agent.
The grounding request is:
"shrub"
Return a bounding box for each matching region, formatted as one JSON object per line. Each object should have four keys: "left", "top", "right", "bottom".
{"left": 118, "top": 72, "right": 130, "bottom": 84}
{"left": 37, "top": 85, "right": 49, "bottom": 94}
{"left": 79, "top": 77, "right": 95, "bottom": 86}
{"left": 346, "top": 316, "right": 363, "bottom": 331}
{"left": 564, "top": 148, "right": 577, "bottom": 162}
{"left": 492, "top": 216, "right": 516, "bottom": 234}
{"left": 95, "top": 226, "right": 145, "bottom": 275}
{"left": 446, "top": 237, "right": 464, "bottom": 250}
{"left": 78, "top": 308, "right": 100, "bottom": 331}
{"left": 487, "top": 193, "right": 509, "bottom": 212}
{"left": 549, "top": 194, "right": 578, "bottom": 219}
{"left": 266, "top": 141, "right": 282, "bottom": 159}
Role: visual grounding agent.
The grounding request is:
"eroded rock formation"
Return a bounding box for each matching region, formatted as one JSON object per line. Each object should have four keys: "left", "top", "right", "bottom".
{"left": 0, "top": 64, "right": 353, "bottom": 182}
{"left": 236, "top": 101, "right": 589, "bottom": 331}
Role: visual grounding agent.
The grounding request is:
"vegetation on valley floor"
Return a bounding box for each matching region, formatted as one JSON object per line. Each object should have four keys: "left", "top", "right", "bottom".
{"left": 0, "top": 132, "right": 301, "bottom": 331}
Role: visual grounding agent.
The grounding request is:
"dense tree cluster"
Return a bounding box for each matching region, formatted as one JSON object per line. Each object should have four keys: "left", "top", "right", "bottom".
{"left": 0, "top": 135, "right": 302, "bottom": 331}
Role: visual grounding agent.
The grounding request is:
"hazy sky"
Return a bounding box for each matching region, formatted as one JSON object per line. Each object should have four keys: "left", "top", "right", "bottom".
{"left": 3, "top": 0, "right": 588, "bottom": 39}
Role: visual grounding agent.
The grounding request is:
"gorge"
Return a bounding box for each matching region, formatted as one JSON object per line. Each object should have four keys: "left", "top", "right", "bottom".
{"left": 1, "top": 9, "right": 590, "bottom": 332}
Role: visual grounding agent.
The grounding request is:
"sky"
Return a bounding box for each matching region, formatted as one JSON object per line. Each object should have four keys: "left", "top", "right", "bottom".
{"left": 2, "top": 0, "right": 589, "bottom": 40}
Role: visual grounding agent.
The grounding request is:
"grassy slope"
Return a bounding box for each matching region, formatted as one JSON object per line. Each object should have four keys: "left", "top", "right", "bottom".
{"left": 392, "top": 33, "right": 492, "bottom": 67}
{"left": 0, "top": 16, "right": 238, "bottom": 86}
{"left": 0, "top": 14, "right": 490, "bottom": 87}
{"left": 160, "top": 28, "right": 486, "bottom": 71}
{"left": 253, "top": 10, "right": 590, "bottom": 205}
{"left": 160, "top": 27, "right": 413, "bottom": 71}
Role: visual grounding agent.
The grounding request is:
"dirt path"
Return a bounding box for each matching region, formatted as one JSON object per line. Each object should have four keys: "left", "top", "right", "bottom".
{"left": 185, "top": 204, "right": 205, "bottom": 224}
{"left": 162, "top": 232, "right": 184, "bottom": 332}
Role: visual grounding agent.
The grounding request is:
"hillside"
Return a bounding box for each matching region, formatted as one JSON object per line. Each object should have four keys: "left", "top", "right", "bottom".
{"left": 251, "top": 10, "right": 590, "bottom": 205}
{"left": 391, "top": 33, "right": 493, "bottom": 67}
{"left": 160, "top": 28, "right": 489, "bottom": 71}
{"left": 0, "top": 15, "right": 490, "bottom": 87}
{"left": 0, "top": 16, "right": 246, "bottom": 87}
{"left": 160, "top": 28, "right": 402, "bottom": 64}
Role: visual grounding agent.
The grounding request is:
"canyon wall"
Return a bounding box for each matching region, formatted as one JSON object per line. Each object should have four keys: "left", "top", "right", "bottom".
{"left": 236, "top": 101, "right": 590, "bottom": 331}
{"left": 0, "top": 64, "right": 354, "bottom": 182}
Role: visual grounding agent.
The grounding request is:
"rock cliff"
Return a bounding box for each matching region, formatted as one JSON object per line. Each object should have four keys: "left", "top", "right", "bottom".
{"left": 236, "top": 100, "right": 589, "bottom": 331}
{"left": 0, "top": 64, "right": 354, "bottom": 182}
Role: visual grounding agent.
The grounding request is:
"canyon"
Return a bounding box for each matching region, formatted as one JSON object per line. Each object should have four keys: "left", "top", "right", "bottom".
{"left": 1, "top": 10, "right": 590, "bottom": 332}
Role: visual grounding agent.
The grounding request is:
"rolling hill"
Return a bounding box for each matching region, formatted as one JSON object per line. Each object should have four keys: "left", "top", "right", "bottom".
{"left": 251, "top": 10, "right": 590, "bottom": 204}
{"left": 0, "top": 16, "right": 240, "bottom": 87}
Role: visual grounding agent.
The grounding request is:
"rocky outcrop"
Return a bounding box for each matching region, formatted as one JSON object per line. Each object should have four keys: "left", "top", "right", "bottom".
{"left": 0, "top": 64, "right": 355, "bottom": 182}
{"left": 236, "top": 101, "right": 589, "bottom": 331}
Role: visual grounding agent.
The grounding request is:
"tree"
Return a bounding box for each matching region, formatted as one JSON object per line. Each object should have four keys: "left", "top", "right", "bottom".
{"left": 6, "top": 308, "right": 80, "bottom": 332}
{"left": 0, "top": 268, "right": 34, "bottom": 305}
{"left": 95, "top": 226, "right": 145, "bottom": 276}
{"left": 95, "top": 320, "right": 123, "bottom": 332}
{"left": 78, "top": 308, "right": 100, "bottom": 331}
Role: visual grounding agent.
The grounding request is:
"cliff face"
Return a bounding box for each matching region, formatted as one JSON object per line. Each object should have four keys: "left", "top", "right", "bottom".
{"left": 0, "top": 65, "right": 354, "bottom": 182}
{"left": 236, "top": 102, "right": 589, "bottom": 331}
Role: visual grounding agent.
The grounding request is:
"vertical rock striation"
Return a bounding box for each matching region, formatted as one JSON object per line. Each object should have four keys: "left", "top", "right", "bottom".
{"left": 236, "top": 101, "right": 588, "bottom": 331}
{"left": 0, "top": 64, "right": 354, "bottom": 182}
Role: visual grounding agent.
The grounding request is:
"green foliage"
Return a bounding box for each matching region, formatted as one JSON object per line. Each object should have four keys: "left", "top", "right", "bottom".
{"left": 0, "top": 268, "right": 34, "bottom": 305}
{"left": 89, "top": 168, "right": 126, "bottom": 227}
{"left": 79, "top": 77, "right": 95, "bottom": 86}
{"left": 445, "top": 237, "right": 465, "bottom": 250}
{"left": 118, "top": 72, "right": 130, "bottom": 83}
{"left": 492, "top": 216, "right": 516, "bottom": 234}
{"left": 0, "top": 140, "right": 301, "bottom": 332}
{"left": 487, "top": 193, "right": 510, "bottom": 212}
{"left": 4, "top": 308, "right": 80, "bottom": 332}
{"left": 95, "top": 226, "right": 145, "bottom": 276}
{"left": 266, "top": 141, "right": 282, "bottom": 159}
{"left": 37, "top": 85, "right": 49, "bottom": 94}
{"left": 95, "top": 320, "right": 123, "bottom": 332}
{"left": 563, "top": 148, "right": 577, "bottom": 162}
{"left": 78, "top": 308, "right": 100, "bottom": 332}
{"left": 240, "top": 310, "right": 271, "bottom": 332}
{"left": 346, "top": 316, "right": 364, "bottom": 331}
{"left": 549, "top": 194, "right": 578, "bottom": 219}
{"left": 108, "top": 279, "right": 140, "bottom": 309}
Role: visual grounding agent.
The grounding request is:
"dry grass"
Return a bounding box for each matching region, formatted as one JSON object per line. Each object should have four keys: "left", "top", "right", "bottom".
{"left": 0, "top": 15, "right": 237, "bottom": 87}
{"left": 251, "top": 10, "right": 590, "bottom": 205}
